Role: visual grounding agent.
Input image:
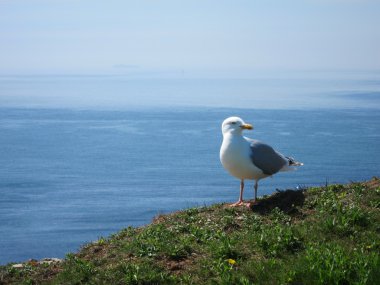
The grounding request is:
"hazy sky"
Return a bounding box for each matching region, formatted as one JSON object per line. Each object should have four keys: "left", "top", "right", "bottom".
{"left": 0, "top": 0, "right": 379, "bottom": 75}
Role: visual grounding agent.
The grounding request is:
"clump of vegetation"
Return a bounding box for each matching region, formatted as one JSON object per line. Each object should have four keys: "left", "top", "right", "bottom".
{"left": 298, "top": 243, "right": 379, "bottom": 285}
{"left": 1, "top": 178, "right": 379, "bottom": 284}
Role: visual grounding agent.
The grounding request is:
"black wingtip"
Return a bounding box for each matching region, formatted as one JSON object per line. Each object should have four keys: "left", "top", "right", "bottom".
{"left": 286, "top": 156, "right": 304, "bottom": 166}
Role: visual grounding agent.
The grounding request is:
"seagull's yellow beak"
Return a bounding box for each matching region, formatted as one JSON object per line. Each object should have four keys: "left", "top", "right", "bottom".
{"left": 241, "top": 123, "right": 253, "bottom": 130}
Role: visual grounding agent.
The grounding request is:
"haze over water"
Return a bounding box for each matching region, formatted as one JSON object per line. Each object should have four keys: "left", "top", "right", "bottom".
{"left": 1, "top": 71, "right": 379, "bottom": 110}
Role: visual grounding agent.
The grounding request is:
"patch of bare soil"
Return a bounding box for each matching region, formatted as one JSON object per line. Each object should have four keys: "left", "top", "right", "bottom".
{"left": 250, "top": 189, "right": 306, "bottom": 215}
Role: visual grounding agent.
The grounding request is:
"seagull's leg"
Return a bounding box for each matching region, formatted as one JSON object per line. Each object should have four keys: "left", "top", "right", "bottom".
{"left": 253, "top": 180, "right": 259, "bottom": 204}
{"left": 239, "top": 179, "right": 244, "bottom": 202}
{"left": 230, "top": 180, "right": 250, "bottom": 207}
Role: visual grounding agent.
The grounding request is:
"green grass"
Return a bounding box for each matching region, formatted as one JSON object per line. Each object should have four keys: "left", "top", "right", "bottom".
{"left": 1, "top": 178, "right": 379, "bottom": 285}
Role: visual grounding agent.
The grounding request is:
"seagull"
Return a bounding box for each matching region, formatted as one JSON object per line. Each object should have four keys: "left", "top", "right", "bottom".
{"left": 220, "top": 116, "right": 303, "bottom": 207}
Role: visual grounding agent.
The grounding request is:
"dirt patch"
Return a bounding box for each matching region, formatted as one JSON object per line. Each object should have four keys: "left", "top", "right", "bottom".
{"left": 365, "top": 177, "right": 380, "bottom": 189}
{"left": 250, "top": 189, "right": 305, "bottom": 215}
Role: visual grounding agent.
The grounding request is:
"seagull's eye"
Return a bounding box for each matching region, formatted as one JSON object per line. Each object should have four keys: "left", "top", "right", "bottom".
{"left": 231, "top": 122, "right": 237, "bottom": 125}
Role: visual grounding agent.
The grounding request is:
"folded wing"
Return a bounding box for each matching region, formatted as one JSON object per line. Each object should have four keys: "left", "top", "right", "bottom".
{"left": 247, "top": 138, "right": 288, "bottom": 176}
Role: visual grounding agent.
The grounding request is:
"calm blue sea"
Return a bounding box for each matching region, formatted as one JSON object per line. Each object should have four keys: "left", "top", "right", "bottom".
{"left": 0, "top": 74, "right": 379, "bottom": 264}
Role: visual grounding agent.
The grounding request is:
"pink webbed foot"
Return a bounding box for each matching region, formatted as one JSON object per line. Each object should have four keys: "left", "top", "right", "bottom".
{"left": 229, "top": 201, "right": 251, "bottom": 208}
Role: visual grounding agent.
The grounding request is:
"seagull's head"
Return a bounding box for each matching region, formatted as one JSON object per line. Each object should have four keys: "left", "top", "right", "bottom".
{"left": 221, "top": 116, "right": 253, "bottom": 136}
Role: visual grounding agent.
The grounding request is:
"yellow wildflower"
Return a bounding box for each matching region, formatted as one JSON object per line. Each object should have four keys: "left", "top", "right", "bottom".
{"left": 228, "top": 258, "right": 236, "bottom": 265}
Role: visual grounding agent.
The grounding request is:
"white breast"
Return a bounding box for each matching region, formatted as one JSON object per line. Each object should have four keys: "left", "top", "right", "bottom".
{"left": 220, "top": 135, "right": 266, "bottom": 180}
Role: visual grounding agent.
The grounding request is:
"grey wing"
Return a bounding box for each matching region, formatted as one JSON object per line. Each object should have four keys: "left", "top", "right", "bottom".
{"left": 247, "top": 138, "right": 288, "bottom": 175}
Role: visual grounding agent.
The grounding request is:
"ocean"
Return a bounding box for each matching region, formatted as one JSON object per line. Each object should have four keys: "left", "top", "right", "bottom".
{"left": 0, "top": 74, "right": 379, "bottom": 264}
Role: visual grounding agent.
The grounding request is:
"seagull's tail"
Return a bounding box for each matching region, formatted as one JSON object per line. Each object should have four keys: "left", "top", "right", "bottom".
{"left": 280, "top": 156, "right": 303, "bottom": 172}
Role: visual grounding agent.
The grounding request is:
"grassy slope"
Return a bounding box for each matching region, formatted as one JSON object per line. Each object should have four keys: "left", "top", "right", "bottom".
{"left": 1, "top": 178, "right": 380, "bottom": 285}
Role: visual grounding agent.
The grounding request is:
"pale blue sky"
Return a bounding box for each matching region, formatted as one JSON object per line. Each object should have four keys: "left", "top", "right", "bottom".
{"left": 0, "top": 0, "right": 379, "bottom": 75}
